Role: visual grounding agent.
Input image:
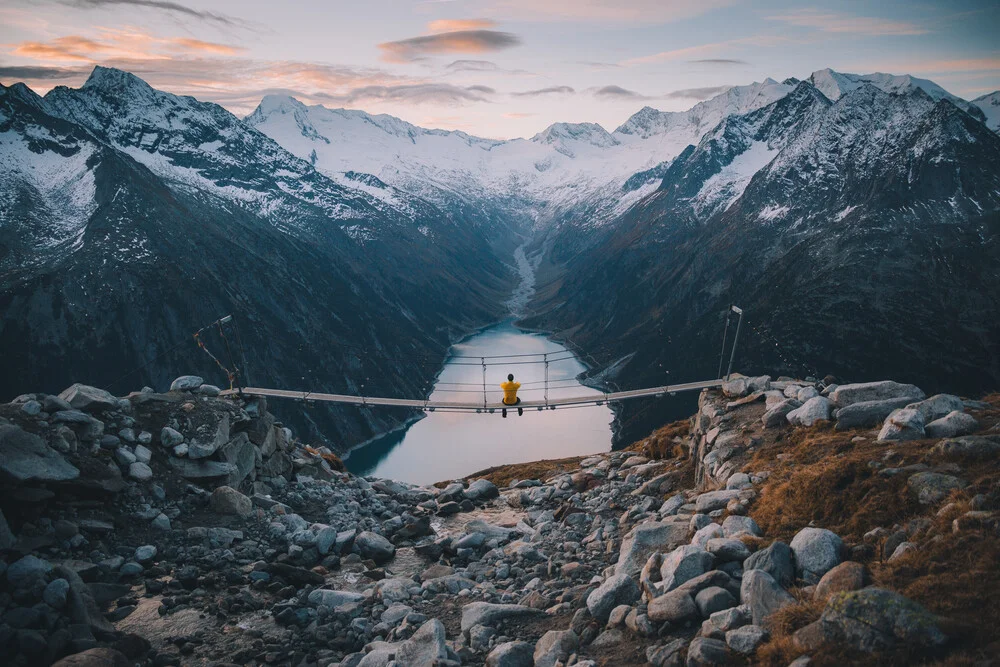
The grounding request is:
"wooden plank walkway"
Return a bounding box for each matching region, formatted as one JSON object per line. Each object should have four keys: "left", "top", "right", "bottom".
{"left": 221, "top": 378, "right": 723, "bottom": 412}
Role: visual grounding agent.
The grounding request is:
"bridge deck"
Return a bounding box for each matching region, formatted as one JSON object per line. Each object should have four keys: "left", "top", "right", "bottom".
{"left": 221, "top": 378, "right": 723, "bottom": 411}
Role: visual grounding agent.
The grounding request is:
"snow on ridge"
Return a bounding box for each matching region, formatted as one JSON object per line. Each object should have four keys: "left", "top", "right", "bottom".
{"left": 694, "top": 140, "right": 779, "bottom": 215}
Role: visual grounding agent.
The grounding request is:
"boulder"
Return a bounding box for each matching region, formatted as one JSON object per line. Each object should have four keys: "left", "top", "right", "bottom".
{"left": 393, "top": 619, "right": 448, "bottom": 666}
{"left": 762, "top": 399, "right": 799, "bottom": 428}
{"left": 743, "top": 540, "right": 794, "bottom": 587}
{"left": 187, "top": 413, "right": 230, "bottom": 459}
{"left": 0, "top": 424, "right": 79, "bottom": 482}
{"left": 461, "top": 603, "right": 543, "bottom": 633}
{"left": 645, "top": 639, "right": 687, "bottom": 667}
{"left": 706, "top": 538, "right": 751, "bottom": 563}
{"left": 722, "top": 374, "right": 771, "bottom": 398}
{"left": 0, "top": 509, "right": 14, "bottom": 550}
{"left": 160, "top": 427, "right": 184, "bottom": 448}
{"left": 647, "top": 589, "right": 699, "bottom": 623}
{"left": 128, "top": 462, "right": 152, "bottom": 481}
{"left": 51, "top": 648, "right": 131, "bottom": 667}
{"left": 686, "top": 637, "right": 730, "bottom": 666}
{"left": 829, "top": 381, "right": 924, "bottom": 408}
{"left": 219, "top": 432, "right": 256, "bottom": 487}
{"left": 695, "top": 490, "right": 740, "bottom": 513}
{"left": 586, "top": 573, "right": 640, "bottom": 623}
{"left": 726, "top": 625, "right": 768, "bottom": 654}
{"left": 210, "top": 486, "right": 253, "bottom": 517}
{"left": 904, "top": 394, "right": 966, "bottom": 423}
{"left": 740, "top": 570, "right": 795, "bottom": 625}
{"left": 924, "top": 411, "right": 978, "bottom": 439}
{"left": 932, "top": 434, "right": 1000, "bottom": 459}
{"left": 695, "top": 586, "right": 737, "bottom": 617}
{"left": 819, "top": 588, "right": 945, "bottom": 652}
{"left": 169, "top": 375, "right": 204, "bottom": 392}
{"left": 533, "top": 629, "right": 578, "bottom": 667}
{"left": 465, "top": 478, "right": 499, "bottom": 502}
{"left": 659, "top": 545, "right": 715, "bottom": 592}
{"left": 877, "top": 409, "right": 925, "bottom": 442}
{"left": 355, "top": 531, "right": 395, "bottom": 564}
{"left": 722, "top": 515, "right": 760, "bottom": 538}
{"left": 167, "top": 457, "right": 236, "bottom": 480}
{"left": 834, "top": 396, "right": 915, "bottom": 430}
{"left": 814, "top": 561, "right": 866, "bottom": 601}
{"left": 616, "top": 520, "right": 688, "bottom": 576}
{"left": 790, "top": 527, "right": 843, "bottom": 584}
{"left": 907, "top": 472, "right": 966, "bottom": 505}
{"left": 58, "top": 384, "right": 119, "bottom": 412}
{"left": 786, "top": 397, "right": 832, "bottom": 427}
{"left": 485, "top": 641, "right": 534, "bottom": 667}
{"left": 6, "top": 555, "right": 52, "bottom": 588}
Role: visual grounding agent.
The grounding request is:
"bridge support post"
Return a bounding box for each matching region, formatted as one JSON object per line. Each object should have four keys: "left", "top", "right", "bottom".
{"left": 481, "top": 358, "right": 487, "bottom": 409}
{"left": 544, "top": 353, "right": 549, "bottom": 407}
{"left": 725, "top": 306, "right": 744, "bottom": 381}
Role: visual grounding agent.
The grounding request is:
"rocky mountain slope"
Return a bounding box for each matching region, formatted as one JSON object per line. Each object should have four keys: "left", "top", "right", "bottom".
{"left": 0, "top": 68, "right": 517, "bottom": 450}
{"left": 0, "top": 373, "right": 996, "bottom": 666}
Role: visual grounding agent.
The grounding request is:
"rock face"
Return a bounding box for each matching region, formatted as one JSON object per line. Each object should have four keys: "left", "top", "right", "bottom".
{"left": 790, "top": 527, "right": 843, "bottom": 584}
{"left": 744, "top": 541, "right": 794, "bottom": 587}
{"left": 57, "top": 384, "right": 119, "bottom": 412}
{"left": 877, "top": 408, "right": 926, "bottom": 441}
{"left": 834, "top": 397, "right": 914, "bottom": 430}
{"left": 586, "top": 573, "right": 640, "bottom": 622}
{"left": 0, "top": 424, "right": 80, "bottom": 482}
{"left": 616, "top": 520, "right": 688, "bottom": 576}
{"left": 819, "top": 588, "right": 946, "bottom": 651}
{"left": 830, "top": 382, "right": 925, "bottom": 408}
{"left": 659, "top": 545, "right": 716, "bottom": 592}
{"left": 741, "top": 570, "right": 795, "bottom": 625}
{"left": 925, "top": 411, "right": 978, "bottom": 438}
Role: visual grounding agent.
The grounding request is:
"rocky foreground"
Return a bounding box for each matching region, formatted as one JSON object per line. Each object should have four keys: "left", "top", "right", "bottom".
{"left": 0, "top": 374, "right": 998, "bottom": 666}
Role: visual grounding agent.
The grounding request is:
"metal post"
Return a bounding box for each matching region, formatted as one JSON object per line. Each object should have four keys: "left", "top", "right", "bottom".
{"left": 544, "top": 354, "right": 549, "bottom": 407}
{"left": 717, "top": 306, "right": 732, "bottom": 379}
{"left": 725, "top": 306, "right": 744, "bottom": 381}
{"left": 481, "top": 358, "right": 487, "bottom": 408}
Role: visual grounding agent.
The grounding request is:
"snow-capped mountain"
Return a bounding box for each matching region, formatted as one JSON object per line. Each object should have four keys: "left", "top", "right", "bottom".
{"left": 974, "top": 91, "right": 1000, "bottom": 132}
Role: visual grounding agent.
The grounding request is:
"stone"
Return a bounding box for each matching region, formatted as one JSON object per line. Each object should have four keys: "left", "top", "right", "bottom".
{"left": 44, "top": 577, "right": 71, "bottom": 608}
{"left": 395, "top": 619, "right": 448, "bottom": 666}
{"left": 114, "top": 447, "right": 136, "bottom": 466}
{"left": 722, "top": 515, "right": 760, "bottom": 538}
{"left": 616, "top": 520, "right": 688, "bottom": 576}
{"left": 7, "top": 555, "right": 52, "bottom": 588}
{"left": 829, "top": 381, "right": 924, "bottom": 408}
{"left": 465, "top": 478, "right": 499, "bottom": 501}
{"left": 167, "top": 457, "right": 235, "bottom": 480}
{"left": 762, "top": 399, "right": 800, "bottom": 428}
{"left": 819, "top": 588, "right": 945, "bottom": 652}
{"left": 790, "top": 527, "right": 843, "bottom": 584}
{"left": 706, "top": 538, "right": 751, "bottom": 562}
{"left": 21, "top": 399, "right": 42, "bottom": 416}
{"left": 726, "top": 625, "right": 768, "bottom": 655}
{"left": 889, "top": 542, "right": 917, "bottom": 561}
{"left": 0, "top": 424, "right": 80, "bottom": 482}
{"left": 42, "top": 394, "right": 74, "bottom": 413}
{"left": 486, "top": 641, "right": 534, "bottom": 667}
{"left": 128, "top": 462, "right": 152, "bottom": 481}
{"left": 647, "top": 589, "right": 699, "bottom": 623}
{"left": 787, "top": 397, "right": 832, "bottom": 427}
{"left": 659, "top": 545, "right": 715, "bottom": 592}
{"left": 645, "top": 639, "right": 687, "bottom": 667}
{"left": 695, "top": 586, "right": 737, "bottom": 617}
{"left": 461, "top": 603, "right": 543, "bottom": 633}
{"left": 932, "top": 435, "right": 1000, "bottom": 459}
{"left": 834, "top": 397, "right": 915, "bottom": 430}
{"left": 744, "top": 541, "right": 794, "bottom": 587}
{"left": 905, "top": 394, "right": 966, "bottom": 423}
{"left": 169, "top": 375, "right": 204, "bottom": 391}
{"left": 691, "top": 522, "right": 724, "bottom": 547}
{"left": 814, "top": 561, "right": 865, "bottom": 601}
{"left": 187, "top": 413, "right": 230, "bottom": 459}
{"left": 210, "top": 486, "right": 253, "bottom": 517}
{"left": 133, "top": 444, "right": 152, "bottom": 463}
{"left": 58, "top": 384, "right": 119, "bottom": 412}
{"left": 695, "top": 490, "right": 741, "bottom": 513}
{"left": 51, "top": 648, "right": 131, "bottom": 667}
{"left": 705, "top": 606, "right": 750, "bottom": 636}
{"left": 907, "top": 472, "right": 966, "bottom": 505}
{"left": 797, "top": 386, "right": 819, "bottom": 402}
{"left": 722, "top": 374, "right": 770, "bottom": 398}
{"left": 219, "top": 432, "right": 256, "bottom": 487}
{"left": 686, "top": 637, "right": 730, "bottom": 666}
{"left": 925, "top": 411, "right": 978, "bottom": 439}
{"left": 134, "top": 545, "right": 157, "bottom": 563}
{"left": 160, "top": 427, "right": 183, "bottom": 448}
{"left": 55, "top": 564, "right": 115, "bottom": 635}
{"left": 586, "top": 573, "right": 641, "bottom": 623}
{"left": 0, "top": 509, "right": 14, "bottom": 550}
{"left": 197, "top": 384, "right": 221, "bottom": 396}
{"left": 355, "top": 531, "right": 395, "bottom": 564}
{"left": 741, "top": 570, "right": 795, "bottom": 625}
{"left": 533, "top": 629, "right": 577, "bottom": 667}
{"left": 151, "top": 514, "right": 171, "bottom": 531}
{"left": 877, "top": 408, "right": 925, "bottom": 442}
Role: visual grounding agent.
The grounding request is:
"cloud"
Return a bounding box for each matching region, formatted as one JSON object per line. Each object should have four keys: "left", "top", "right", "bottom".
{"left": 767, "top": 9, "right": 928, "bottom": 36}
{"left": 511, "top": 85, "right": 574, "bottom": 97}
{"left": 466, "top": 84, "right": 496, "bottom": 93}
{"left": 443, "top": 59, "right": 533, "bottom": 76}
{"left": 594, "top": 84, "right": 646, "bottom": 99}
{"left": 170, "top": 38, "right": 244, "bottom": 56}
{"left": 0, "top": 65, "right": 81, "bottom": 80}
{"left": 9, "top": 29, "right": 244, "bottom": 63}
{"left": 665, "top": 85, "right": 731, "bottom": 100}
{"left": 492, "top": 0, "right": 734, "bottom": 23}
{"left": 321, "top": 82, "right": 493, "bottom": 105}
{"left": 56, "top": 0, "right": 246, "bottom": 28}
{"left": 378, "top": 30, "right": 521, "bottom": 63}
{"left": 622, "top": 35, "right": 795, "bottom": 66}
{"left": 503, "top": 112, "right": 535, "bottom": 118}
{"left": 689, "top": 58, "right": 747, "bottom": 65}
{"left": 427, "top": 18, "right": 497, "bottom": 32}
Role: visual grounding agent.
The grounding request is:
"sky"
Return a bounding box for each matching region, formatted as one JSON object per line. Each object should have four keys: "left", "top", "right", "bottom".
{"left": 1, "top": 0, "right": 998, "bottom": 139}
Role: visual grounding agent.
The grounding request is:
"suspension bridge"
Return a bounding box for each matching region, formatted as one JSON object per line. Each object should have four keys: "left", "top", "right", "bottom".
{"left": 208, "top": 306, "right": 748, "bottom": 414}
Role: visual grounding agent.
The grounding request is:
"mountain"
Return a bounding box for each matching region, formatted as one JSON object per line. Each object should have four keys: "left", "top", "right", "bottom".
{"left": 522, "top": 80, "right": 1000, "bottom": 443}
{"left": 0, "top": 67, "right": 516, "bottom": 450}
{"left": 973, "top": 91, "right": 1000, "bottom": 132}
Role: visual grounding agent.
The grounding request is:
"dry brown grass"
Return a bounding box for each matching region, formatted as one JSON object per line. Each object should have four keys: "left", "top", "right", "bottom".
{"left": 463, "top": 455, "right": 588, "bottom": 487}
{"left": 626, "top": 419, "right": 691, "bottom": 459}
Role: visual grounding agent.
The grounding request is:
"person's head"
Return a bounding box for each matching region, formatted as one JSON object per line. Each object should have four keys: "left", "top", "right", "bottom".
{"left": 507, "top": 374, "right": 514, "bottom": 382}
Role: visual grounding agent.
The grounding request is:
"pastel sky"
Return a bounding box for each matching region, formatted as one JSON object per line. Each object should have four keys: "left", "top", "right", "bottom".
{"left": 1, "top": 0, "right": 998, "bottom": 139}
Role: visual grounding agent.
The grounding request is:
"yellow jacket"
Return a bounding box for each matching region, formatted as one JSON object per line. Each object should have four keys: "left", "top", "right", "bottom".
{"left": 500, "top": 380, "right": 521, "bottom": 405}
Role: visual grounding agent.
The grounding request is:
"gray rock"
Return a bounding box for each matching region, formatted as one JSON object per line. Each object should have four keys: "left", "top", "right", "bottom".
{"left": 58, "top": 384, "right": 119, "bottom": 412}
{"left": 134, "top": 545, "right": 157, "bottom": 563}
{"left": 790, "top": 527, "right": 843, "bottom": 583}
{"left": 114, "top": 448, "right": 136, "bottom": 466}
{"left": 694, "top": 490, "right": 740, "bottom": 513}
{"left": 187, "top": 413, "right": 230, "bottom": 459}
{"left": 645, "top": 639, "right": 687, "bottom": 667}
{"left": 394, "top": 619, "right": 448, "bottom": 666}
{"left": 6, "top": 555, "right": 52, "bottom": 588}
{"left": 705, "top": 538, "right": 751, "bottom": 563}
{"left": 151, "top": 514, "right": 171, "bottom": 531}
{"left": 691, "top": 523, "right": 724, "bottom": 547}
{"left": 486, "top": 641, "right": 534, "bottom": 667}
{"left": 907, "top": 472, "right": 966, "bottom": 505}
{"left": 586, "top": 573, "right": 640, "bottom": 623}
{"left": 355, "top": 531, "right": 395, "bottom": 564}
{"left": 465, "top": 478, "right": 499, "bottom": 501}
{"left": 197, "top": 384, "right": 221, "bottom": 396}
{"left": 168, "top": 457, "right": 235, "bottom": 479}
{"left": 762, "top": 399, "right": 801, "bottom": 428}
{"left": 725, "top": 473, "right": 752, "bottom": 491}
{"left": 160, "top": 427, "right": 184, "bottom": 448}
{"left": 695, "top": 586, "right": 737, "bottom": 617}
{"left": 819, "top": 588, "right": 945, "bottom": 651}
{"left": 659, "top": 545, "right": 715, "bottom": 592}
{"left": 740, "top": 570, "right": 795, "bottom": 625}
{"left": 533, "top": 629, "right": 577, "bottom": 667}
{"left": 616, "top": 520, "right": 689, "bottom": 576}
{"left": 787, "top": 397, "right": 832, "bottom": 427}
{"left": 659, "top": 494, "right": 687, "bottom": 516}
{"left": 461, "top": 602, "right": 543, "bottom": 633}
{"left": 134, "top": 444, "right": 152, "bottom": 463}
{"left": 877, "top": 408, "right": 926, "bottom": 442}
{"left": 128, "top": 462, "right": 153, "bottom": 481}
{"left": 137, "top": 431, "right": 152, "bottom": 445}
{"left": 54, "top": 564, "right": 115, "bottom": 635}
{"left": 932, "top": 434, "right": 1000, "bottom": 459}
{"left": 219, "top": 432, "right": 256, "bottom": 487}
{"left": 0, "top": 424, "right": 79, "bottom": 482}
{"left": 924, "top": 411, "right": 978, "bottom": 438}
{"left": 308, "top": 588, "right": 365, "bottom": 608}
{"left": 904, "top": 394, "right": 966, "bottom": 423}
{"left": 829, "top": 381, "right": 924, "bottom": 408}
{"left": 722, "top": 374, "right": 770, "bottom": 398}
{"left": 722, "top": 515, "right": 760, "bottom": 538}
{"left": 210, "top": 486, "right": 253, "bottom": 517}
{"left": 20, "top": 400, "right": 42, "bottom": 416}
{"left": 647, "top": 589, "right": 699, "bottom": 623}
{"left": 686, "top": 637, "right": 730, "bottom": 666}
{"left": 169, "top": 375, "right": 204, "bottom": 391}
{"left": 42, "top": 394, "right": 73, "bottom": 413}
{"left": 834, "top": 396, "right": 915, "bottom": 430}
{"left": 43, "top": 578, "right": 70, "bottom": 609}
{"left": 705, "top": 606, "right": 751, "bottom": 635}
{"left": 726, "top": 625, "right": 768, "bottom": 654}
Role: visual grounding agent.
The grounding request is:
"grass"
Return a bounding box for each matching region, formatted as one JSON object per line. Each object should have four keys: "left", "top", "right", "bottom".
{"left": 463, "top": 455, "right": 589, "bottom": 487}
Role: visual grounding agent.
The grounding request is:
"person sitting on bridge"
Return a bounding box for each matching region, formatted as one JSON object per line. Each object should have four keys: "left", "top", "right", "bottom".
{"left": 500, "top": 373, "right": 523, "bottom": 418}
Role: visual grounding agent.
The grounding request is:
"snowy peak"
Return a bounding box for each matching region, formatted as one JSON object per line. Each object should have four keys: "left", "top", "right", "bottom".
{"left": 530, "top": 122, "right": 618, "bottom": 150}
{"left": 81, "top": 66, "right": 154, "bottom": 97}
{"left": 807, "top": 68, "right": 980, "bottom": 118}
{"left": 973, "top": 91, "right": 1000, "bottom": 132}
